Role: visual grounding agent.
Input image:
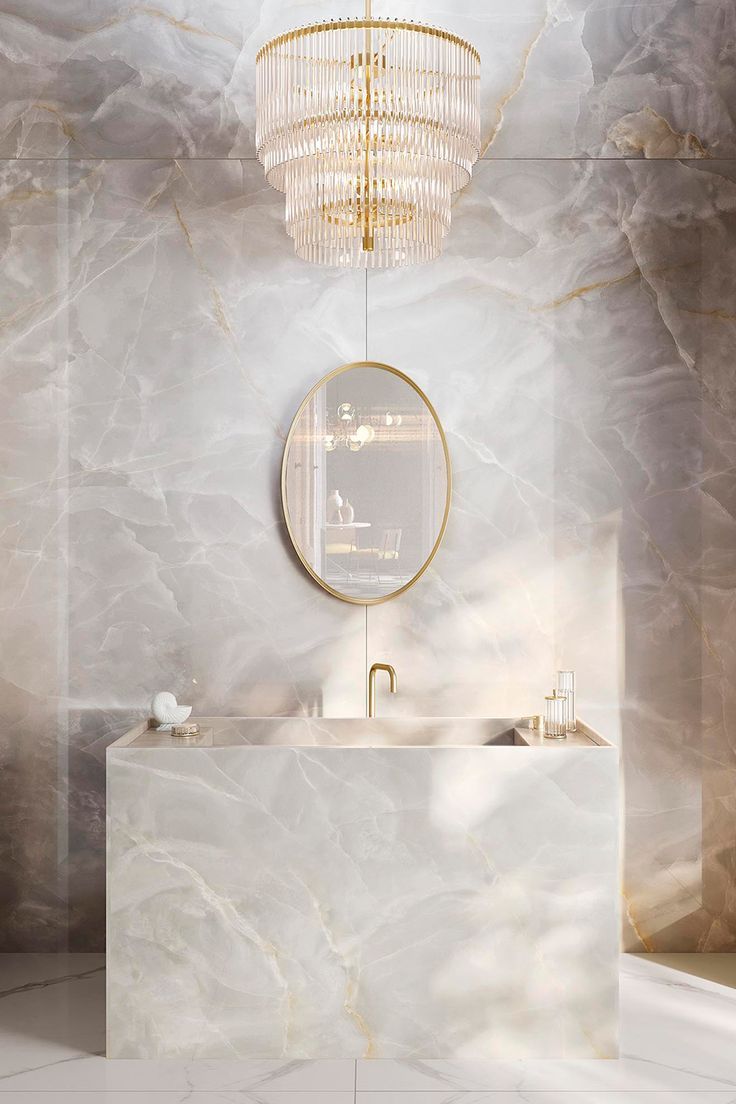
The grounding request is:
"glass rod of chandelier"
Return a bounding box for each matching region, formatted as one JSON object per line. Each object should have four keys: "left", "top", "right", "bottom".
{"left": 256, "top": 13, "right": 480, "bottom": 267}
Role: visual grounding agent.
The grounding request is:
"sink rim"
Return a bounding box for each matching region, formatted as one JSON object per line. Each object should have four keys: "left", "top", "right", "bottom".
{"left": 107, "top": 715, "right": 613, "bottom": 751}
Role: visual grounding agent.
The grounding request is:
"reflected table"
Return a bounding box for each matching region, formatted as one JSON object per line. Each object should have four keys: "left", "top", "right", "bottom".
{"left": 324, "top": 522, "right": 372, "bottom": 530}
{"left": 323, "top": 522, "right": 371, "bottom": 584}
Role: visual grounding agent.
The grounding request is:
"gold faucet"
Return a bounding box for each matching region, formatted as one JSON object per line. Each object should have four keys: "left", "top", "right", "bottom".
{"left": 368, "top": 662, "right": 397, "bottom": 718}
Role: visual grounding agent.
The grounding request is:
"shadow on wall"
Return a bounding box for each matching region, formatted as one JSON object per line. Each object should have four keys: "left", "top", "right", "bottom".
{"left": 554, "top": 500, "right": 719, "bottom": 952}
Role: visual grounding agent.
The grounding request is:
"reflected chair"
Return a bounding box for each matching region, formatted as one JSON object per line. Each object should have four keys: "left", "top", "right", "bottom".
{"left": 352, "top": 528, "right": 402, "bottom": 583}
{"left": 325, "top": 530, "right": 358, "bottom": 584}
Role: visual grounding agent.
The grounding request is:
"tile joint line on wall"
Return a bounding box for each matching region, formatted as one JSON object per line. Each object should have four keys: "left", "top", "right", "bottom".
{"left": 365, "top": 269, "right": 369, "bottom": 717}
{"left": 5, "top": 156, "right": 732, "bottom": 162}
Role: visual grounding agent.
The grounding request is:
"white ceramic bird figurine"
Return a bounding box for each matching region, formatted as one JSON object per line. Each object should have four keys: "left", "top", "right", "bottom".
{"left": 151, "top": 691, "right": 192, "bottom": 729}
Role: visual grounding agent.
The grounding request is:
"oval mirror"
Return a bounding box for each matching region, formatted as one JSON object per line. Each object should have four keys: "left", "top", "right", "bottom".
{"left": 282, "top": 361, "right": 451, "bottom": 604}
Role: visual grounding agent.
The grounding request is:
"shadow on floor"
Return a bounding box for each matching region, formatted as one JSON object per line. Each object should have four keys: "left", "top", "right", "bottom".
{"left": 0, "top": 955, "right": 105, "bottom": 1056}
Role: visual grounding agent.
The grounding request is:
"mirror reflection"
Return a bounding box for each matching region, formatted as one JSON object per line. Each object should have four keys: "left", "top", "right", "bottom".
{"left": 282, "top": 362, "right": 451, "bottom": 603}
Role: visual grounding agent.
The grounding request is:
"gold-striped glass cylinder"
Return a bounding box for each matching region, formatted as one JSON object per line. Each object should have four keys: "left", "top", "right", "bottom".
{"left": 256, "top": 19, "right": 480, "bottom": 267}
{"left": 544, "top": 692, "right": 568, "bottom": 739}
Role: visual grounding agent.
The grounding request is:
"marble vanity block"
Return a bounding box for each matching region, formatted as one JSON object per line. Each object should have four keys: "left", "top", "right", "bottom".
{"left": 107, "top": 718, "right": 618, "bottom": 1060}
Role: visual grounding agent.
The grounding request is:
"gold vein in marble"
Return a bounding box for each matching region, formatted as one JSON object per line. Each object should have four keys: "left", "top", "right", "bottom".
{"left": 344, "top": 976, "right": 376, "bottom": 1058}
{"left": 122, "top": 820, "right": 293, "bottom": 998}
{"left": 0, "top": 164, "right": 103, "bottom": 210}
{"left": 68, "top": 7, "right": 240, "bottom": 47}
{"left": 684, "top": 306, "right": 736, "bottom": 323}
{"left": 20, "top": 102, "right": 94, "bottom": 156}
{"left": 31, "top": 103, "right": 75, "bottom": 142}
{"left": 172, "top": 198, "right": 235, "bottom": 341}
{"left": 532, "top": 267, "right": 641, "bottom": 311}
{"left": 482, "top": 7, "right": 552, "bottom": 154}
{"left": 622, "top": 889, "right": 655, "bottom": 952}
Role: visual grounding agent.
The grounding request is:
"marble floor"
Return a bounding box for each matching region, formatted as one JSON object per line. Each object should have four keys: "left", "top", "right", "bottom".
{"left": 0, "top": 954, "right": 734, "bottom": 1102}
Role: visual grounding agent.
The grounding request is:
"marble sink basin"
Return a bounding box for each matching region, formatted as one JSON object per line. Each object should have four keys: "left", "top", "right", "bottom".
{"left": 107, "top": 716, "right": 618, "bottom": 1061}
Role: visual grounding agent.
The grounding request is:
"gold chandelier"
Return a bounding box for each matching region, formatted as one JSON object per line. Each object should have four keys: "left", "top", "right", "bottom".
{"left": 255, "top": 2, "right": 480, "bottom": 268}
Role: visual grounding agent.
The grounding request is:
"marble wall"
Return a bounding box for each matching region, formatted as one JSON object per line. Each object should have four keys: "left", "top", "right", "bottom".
{"left": 368, "top": 158, "right": 736, "bottom": 952}
{"left": 0, "top": 0, "right": 734, "bottom": 952}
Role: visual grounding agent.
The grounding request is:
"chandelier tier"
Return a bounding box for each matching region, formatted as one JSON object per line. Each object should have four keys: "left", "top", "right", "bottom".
{"left": 256, "top": 2, "right": 480, "bottom": 267}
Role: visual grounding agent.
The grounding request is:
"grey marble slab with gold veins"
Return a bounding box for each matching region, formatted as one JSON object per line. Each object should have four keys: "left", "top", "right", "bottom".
{"left": 107, "top": 718, "right": 618, "bottom": 1059}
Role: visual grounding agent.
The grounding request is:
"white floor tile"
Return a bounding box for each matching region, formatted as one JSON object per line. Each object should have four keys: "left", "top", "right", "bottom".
{"left": 0, "top": 954, "right": 353, "bottom": 1093}
{"left": 0, "top": 1062, "right": 355, "bottom": 1093}
{"left": 2, "top": 952, "right": 735, "bottom": 1100}
{"left": 0, "top": 1058, "right": 354, "bottom": 1094}
{"left": 356, "top": 1095, "right": 736, "bottom": 1104}
{"left": 3, "top": 1095, "right": 354, "bottom": 1103}
{"left": 356, "top": 954, "right": 736, "bottom": 1092}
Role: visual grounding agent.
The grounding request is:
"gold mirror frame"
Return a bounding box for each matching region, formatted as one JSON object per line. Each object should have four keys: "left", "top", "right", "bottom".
{"left": 281, "top": 360, "right": 452, "bottom": 605}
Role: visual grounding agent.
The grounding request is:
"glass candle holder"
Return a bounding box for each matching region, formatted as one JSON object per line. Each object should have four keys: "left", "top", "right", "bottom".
{"left": 557, "top": 670, "right": 576, "bottom": 731}
{"left": 544, "top": 692, "right": 568, "bottom": 739}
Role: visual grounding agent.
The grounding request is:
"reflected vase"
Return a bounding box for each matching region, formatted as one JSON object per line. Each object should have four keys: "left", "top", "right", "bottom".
{"left": 327, "top": 489, "right": 343, "bottom": 524}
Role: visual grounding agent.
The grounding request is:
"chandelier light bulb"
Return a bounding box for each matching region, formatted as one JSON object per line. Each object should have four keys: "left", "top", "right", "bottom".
{"left": 256, "top": 2, "right": 480, "bottom": 268}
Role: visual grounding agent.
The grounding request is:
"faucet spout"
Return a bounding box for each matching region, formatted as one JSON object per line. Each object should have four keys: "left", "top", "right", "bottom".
{"left": 368, "top": 662, "right": 397, "bottom": 718}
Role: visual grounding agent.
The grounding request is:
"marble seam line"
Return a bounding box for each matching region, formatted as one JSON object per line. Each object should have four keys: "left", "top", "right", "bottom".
{"left": 5, "top": 156, "right": 736, "bottom": 162}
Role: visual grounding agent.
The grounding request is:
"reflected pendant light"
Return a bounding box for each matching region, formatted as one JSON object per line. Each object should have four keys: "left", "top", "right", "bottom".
{"left": 255, "top": 1, "right": 480, "bottom": 267}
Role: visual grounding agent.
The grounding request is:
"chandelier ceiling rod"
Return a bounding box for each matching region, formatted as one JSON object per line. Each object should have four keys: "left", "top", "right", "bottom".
{"left": 362, "top": 0, "right": 373, "bottom": 252}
